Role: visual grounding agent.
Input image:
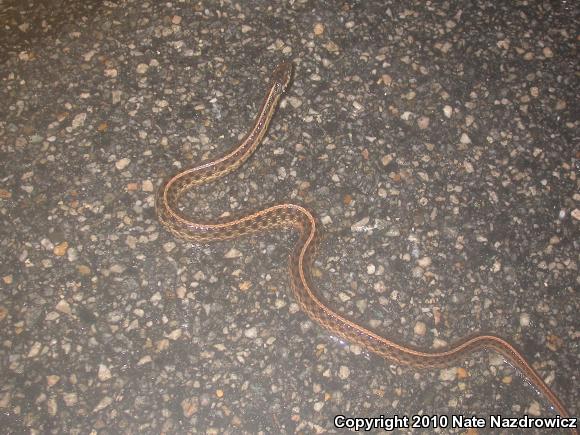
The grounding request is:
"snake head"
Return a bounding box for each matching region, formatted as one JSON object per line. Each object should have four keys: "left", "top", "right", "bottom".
{"left": 271, "top": 61, "right": 293, "bottom": 94}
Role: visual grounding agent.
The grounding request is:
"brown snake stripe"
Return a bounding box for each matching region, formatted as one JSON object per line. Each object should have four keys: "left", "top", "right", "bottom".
{"left": 156, "top": 62, "right": 576, "bottom": 427}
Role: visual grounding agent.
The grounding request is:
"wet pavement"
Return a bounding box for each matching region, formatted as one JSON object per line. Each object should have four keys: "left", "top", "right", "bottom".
{"left": 0, "top": 0, "right": 578, "bottom": 433}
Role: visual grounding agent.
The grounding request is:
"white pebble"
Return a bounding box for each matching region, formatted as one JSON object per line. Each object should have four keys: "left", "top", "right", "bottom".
{"left": 224, "top": 248, "right": 242, "bottom": 258}
{"left": 411, "top": 266, "right": 424, "bottom": 278}
{"left": 71, "top": 113, "right": 86, "bottom": 129}
{"left": 93, "top": 396, "right": 113, "bottom": 412}
{"left": 417, "top": 257, "right": 431, "bottom": 268}
{"left": 98, "top": 364, "right": 112, "bottom": 381}
{"left": 519, "top": 313, "right": 530, "bottom": 327}
{"left": 527, "top": 401, "right": 542, "bottom": 416}
{"left": 142, "top": 180, "right": 154, "bottom": 192}
{"left": 166, "top": 329, "right": 182, "bottom": 340}
{"left": 460, "top": 133, "right": 471, "bottom": 144}
{"left": 351, "top": 216, "right": 369, "bottom": 232}
{"left": 56, "top": 300, "right": 71, "bottom": 315}
{"left": 338, "top": 365, "right": 350, "bottom": 379}
{"left": 244, "top": 327, "right": 258, "bottom": 339}
{"left": 321, "top": 215, "right": 333, "bottom": 225}
{"left": 439, "top": 367, "right": 457, "bottom": 381}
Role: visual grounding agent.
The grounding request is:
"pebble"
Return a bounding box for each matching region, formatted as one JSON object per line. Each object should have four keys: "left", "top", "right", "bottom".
{"left": 224, "top": 248, "right": 242, "bottom": 258}
{"left": 414, "top": 321, "right": 426, "bottom": 336}
{"left": 53, "top": 242, "right": 68, "bottom": 257}
{"left": 411, "top": 266, "right": 424, "bottom": 278}
{"left": 163, "top": 241, "right": 176, "bottom": 252}
{"left": 67, "top": 248, "right": 78, "bottom": 262}
{"left": 166, "top": 329, "right": 182, "bottom": 340}
{"left": 355, "top": 299, "right": 367, "bottom": 313}
{"left": 176, "top": 286, "right": 186, "bottom": 298}
{"left": 109, "top": 264, "right": 125, "bottom": 274}
{"left": 137, "top": 356, "right": 152, "bottom": 366}
{"left": 287, "top": 96, "right": 302, "bottom": 108}
{"left": 41, "top": 238, "right": 54, "bottom": 250}
{"left": 555, "top": 99, "right": 566, "bottom": 110}
{"left": 321, "top": 215, "right": 332, "bottom": 225}
{"left": 46, "top": 375, "right": 60, "bottom": 387}
{"left": 527, "top": 401, "right": 541, "bottom": 416}
{"left": 63, "top": 393, "right": 78, "bottom": 406}
{"left": 244, "top": 327, "right": 258, "bottom": 339}
{"left": 351, "top": 216, "right": 369, "bottom": 231}
{"left": 98, "top": 364, "right": 112, "bottom": 381}
{"left": 519, "top": 313, "right": 530, "bottom": 327}
{"left": 381, "top": 154, "right": 394, "bottom": 166}
{"left": 55, "top": 300, "right": 71, "bottom": 315}
{"left": 417, "top": 116, "right": 430, "bottom": 129}
{"left": 136, "top": 63, "right": 149, "bottom": 74}
{"left": 239, "top": 281, "right": 252, "bottom": 291}
{"left": 125, "top": 235, "right": 137, "bottom": 249}
{"left": 313, "top": 23, "right": 324, "bottom": 35}
{"left": 338, "top": 292, "right": 351, "bottom": 302}
{"left": 27, "top": 341, "right": 41, "bottom": 358}
{"left": 71, "top": 113, "right": 86, "bottom": 129}
{"left": 181, "top": 398, "right": 198, "bottom": 417}
{"left": 439, "top": 367, "right": 457, "bottom": 381}
{"left": 150, "top": 292, "right": 162, "bottom": 302}
{"left": 338, "top": 365, "right": 350, "bottom": 379}
{"left": 416, "top": 257, "right": 431, "bottom": 268}
{"left": 115, "top": 158, "right": 131, "bottom": 170}
{"left": 349, "top": 344, "right": 362, "bottom": 355}
{"left": 104, "top": 66, "right": 118, "bottom": 77}
{"left": 142, "top": 180, "right": 154, "bottom": 192}
{"left": 93, "top": 396, "right": 113, "bottom": 412}
{"left": 324, "top": 41, "right": 340, "bottom": 53}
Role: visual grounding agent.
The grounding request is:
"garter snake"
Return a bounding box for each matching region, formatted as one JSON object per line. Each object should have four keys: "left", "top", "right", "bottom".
{"left": 155, "top": 61, "right": 575, "bottom": 427}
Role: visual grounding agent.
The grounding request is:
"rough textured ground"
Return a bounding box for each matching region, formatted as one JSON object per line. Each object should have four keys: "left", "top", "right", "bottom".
{"left": 0, "top": 0, "right": 578, "bottom": 433}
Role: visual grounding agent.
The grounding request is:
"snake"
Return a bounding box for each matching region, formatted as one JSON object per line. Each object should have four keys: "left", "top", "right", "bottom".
{"left": 155, "top": 61, "right": 576, "bottom": 428}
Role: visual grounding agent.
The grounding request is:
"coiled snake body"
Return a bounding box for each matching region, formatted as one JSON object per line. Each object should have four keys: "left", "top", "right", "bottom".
{"left": 156, "top": 62, "right": 575, "bottom": 427}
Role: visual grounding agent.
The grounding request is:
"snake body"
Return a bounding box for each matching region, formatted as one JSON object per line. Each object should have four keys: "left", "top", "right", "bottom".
{"left": 156, "top": 62, "right": 575, "bottom": 425}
